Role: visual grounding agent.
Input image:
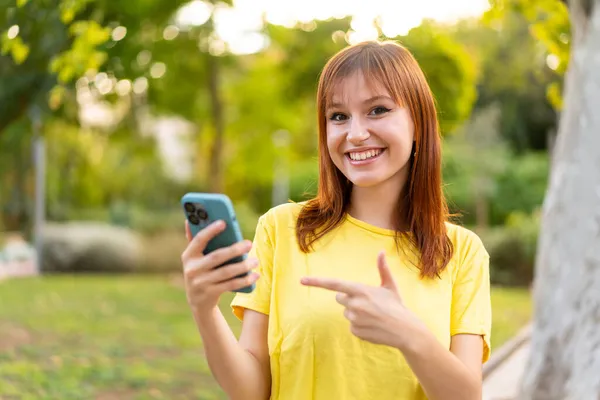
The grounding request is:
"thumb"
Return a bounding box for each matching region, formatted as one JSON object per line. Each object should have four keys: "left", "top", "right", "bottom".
{"left": 378, "top": 251, "right": 398, "bottom": 292}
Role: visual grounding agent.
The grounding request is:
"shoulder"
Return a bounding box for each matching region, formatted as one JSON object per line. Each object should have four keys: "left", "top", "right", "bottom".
{"left": 261, "top": 201, "right": 305, "bottom": 225}
{"left": 444, "top": 221, "right": 489, "bottom": 265}
{"left": 263, "top": 201, "right": 305, "bottom": 220}
{"left": 255, "top": 201, "right": 306, "bottom": 239}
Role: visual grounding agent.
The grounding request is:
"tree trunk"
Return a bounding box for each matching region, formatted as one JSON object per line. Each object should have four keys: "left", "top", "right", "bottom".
{"left": 2, "top": 133, "right": 29, "bottom": 232}
{"left": 207, "top": 51, "right": 224, "bottom": 193}
{"left": 519, "top": 0, "right": 600, "bottom": 398}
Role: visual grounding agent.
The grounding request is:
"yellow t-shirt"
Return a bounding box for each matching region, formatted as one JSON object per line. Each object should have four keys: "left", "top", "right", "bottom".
{"left": 231, "top": 202, "right": 491, "bottom": 400}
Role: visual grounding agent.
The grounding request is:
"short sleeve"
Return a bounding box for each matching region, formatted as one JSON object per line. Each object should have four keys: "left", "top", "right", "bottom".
{"left": 230, "top": 214, "right": 274, "bottom": 321}
{"left": 451, "top": 234, "right": 492, "bottom": 363}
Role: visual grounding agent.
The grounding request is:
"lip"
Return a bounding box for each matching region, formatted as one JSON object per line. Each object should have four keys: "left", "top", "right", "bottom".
{"left": 344, "top": 146, "right": 386, "bottom": 155}
{"left": 345, "top": 148, "right": 386, "bottom": 165}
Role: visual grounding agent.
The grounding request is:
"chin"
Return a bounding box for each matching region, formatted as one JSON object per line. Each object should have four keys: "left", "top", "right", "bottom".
{"left": 346, "top": 174, "right": 387, "bottom": 188}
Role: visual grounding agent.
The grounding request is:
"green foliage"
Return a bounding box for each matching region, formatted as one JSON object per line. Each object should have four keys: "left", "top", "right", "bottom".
{"left": 0, "top": 0, "right": 110, "bottom": 118}
{"left": 1, "top": 34, "right": 30, "bottom": 64}
{"left": 481, "top": 209, "right": 541, "bottom": 286}
{"left": 0, "top": 119, "right": 34, "bottom": 233}
{"left": 450, "top": 12, "right": 559, "bottom": 153}
{"left": 444, "top": 145, "right": 549, "bottom": 228}
{"left": 264, "top": 19, "right": 351, "bottom": 101}
{"left": 0, "top": 0, "right": 188, "bottom": 127}
{"left": 41, "top": 118, "right": 192, "bottom": 223}
{"left": 396, "top": 21, "right": 478, "bottom": 134}
{"left": 485, "top": 0, "right": 570, "bottom": 109}
{"left": 442, "top": 105, "right": 510, "bottom": 226}
{"left": 288, "top": 159, "right": 319, "bottom": 202}
{"left": 49, "top": 20, "right": 111, "bottom": 84}
{"left": 443, "top": 104, "right": 549, "bottom": 227}
{"left": 232, "top": 201, "right": 261, "bottom": 240}
{"left": 490, "top": 152, "right": 549, "bottom": 224}
{"left": 58, "top": 0, "right": 94, "bottom": 24}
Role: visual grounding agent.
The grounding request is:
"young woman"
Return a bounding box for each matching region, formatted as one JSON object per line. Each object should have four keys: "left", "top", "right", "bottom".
{"left": 181, "top": 40, "right": 491, "bottom": 400}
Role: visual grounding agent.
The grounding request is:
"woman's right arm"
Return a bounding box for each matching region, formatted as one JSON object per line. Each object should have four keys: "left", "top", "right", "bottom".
{"left": 181, "top": 220, "right": 271, "bottom": 400}
{"left": 194, "top": 308, "right": 270, "bottom": 400}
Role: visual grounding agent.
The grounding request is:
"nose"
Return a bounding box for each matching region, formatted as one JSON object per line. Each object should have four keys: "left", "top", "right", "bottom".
{"left": 347, "top": 118, "right": 370, "bottom": 145}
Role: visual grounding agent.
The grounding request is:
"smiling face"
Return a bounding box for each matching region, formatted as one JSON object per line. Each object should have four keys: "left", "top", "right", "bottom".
{"left": 303, "top": 41, "right": 451, "bottom": 278}
{"left": 325, "top": 71, "right": 415, "bottom": 190}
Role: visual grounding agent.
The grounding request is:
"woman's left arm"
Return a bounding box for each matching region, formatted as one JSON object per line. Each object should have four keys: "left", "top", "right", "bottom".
{"left": 400, "top": 329, "right": 483, "bottom": 400}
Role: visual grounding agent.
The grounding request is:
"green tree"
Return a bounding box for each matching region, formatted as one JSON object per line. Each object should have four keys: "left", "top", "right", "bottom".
{"left": 518, "top": 0, "right": 600, "bottom": 397}
{"left": 442, "top": 104, "right": 509, "bottom": 229}
{"left": 0, "top": 0, "right": 186, "bottom": 231}
{"left": 485, "top": 0, "right": 570, "bottom": 109}
{"left": 395, "top": 21, "right": 478, "bottom": 135}
{"left": 449, "top": 13, "right": 559, "bottom": 153}
{"left": 0, "top": 118, "right": 33, "bottom": 231}
{"left": 0, "top": 0, "right": 112, "bottom": 131}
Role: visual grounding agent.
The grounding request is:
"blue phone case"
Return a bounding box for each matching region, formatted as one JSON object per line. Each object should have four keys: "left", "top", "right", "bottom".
{"left": 181, "top": 192, "right": 255, "bottom": 293}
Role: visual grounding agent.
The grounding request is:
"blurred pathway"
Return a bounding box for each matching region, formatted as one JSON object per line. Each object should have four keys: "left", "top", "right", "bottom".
{"left": 482, "top": 324, "right": 532, "bottom": 400}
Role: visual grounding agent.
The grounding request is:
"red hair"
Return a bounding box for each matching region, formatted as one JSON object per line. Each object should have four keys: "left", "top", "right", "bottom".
{"left": 295, "top": 40, "right": 454, "bottom": 279}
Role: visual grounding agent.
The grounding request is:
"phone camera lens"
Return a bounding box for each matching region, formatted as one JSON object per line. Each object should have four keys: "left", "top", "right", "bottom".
{"left": 184, "top": 202, "right": 195, "bottom": 213}
{"left": 196, "top": 208, "right": 208, "bottom": 220}
{"left": 188, "top": 214, "right": 200, "bottom": 225}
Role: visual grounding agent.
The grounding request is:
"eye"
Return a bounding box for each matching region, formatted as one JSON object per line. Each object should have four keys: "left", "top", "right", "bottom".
{"left": 369, "top": 106, "right": 391, "bottom": 116}
{"left": 329, "top": 112, "right": 348, "bottom": 122}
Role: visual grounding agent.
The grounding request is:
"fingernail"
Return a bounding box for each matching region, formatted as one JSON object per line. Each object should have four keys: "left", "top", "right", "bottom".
{"left": 300, "top": 277, "right": 308, "bottom": 284}
{"left": 250, "top": 258, "right": 259, "bottom": 267}
{"left": 215, "top": 220, "right": 225, "bottom": 228}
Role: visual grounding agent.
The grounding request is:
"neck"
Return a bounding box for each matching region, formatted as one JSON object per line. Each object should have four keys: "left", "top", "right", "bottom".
{"left": 347, "top": 173, "right": 408, "bottom": 231}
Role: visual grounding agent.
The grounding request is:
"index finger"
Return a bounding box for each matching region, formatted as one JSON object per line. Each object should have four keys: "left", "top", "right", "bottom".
{"left": 300, "top": 277, "right": 364, "bottom": 296}
{"left": 181, "top": 219, "right": 226, "bottom": 261}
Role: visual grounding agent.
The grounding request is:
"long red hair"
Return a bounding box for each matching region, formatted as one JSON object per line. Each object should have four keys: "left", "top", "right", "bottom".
{"left": 295, "top": 40, "right": 454, "bottom": 279}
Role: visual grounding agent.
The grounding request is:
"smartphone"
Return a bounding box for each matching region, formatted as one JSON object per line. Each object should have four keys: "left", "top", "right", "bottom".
{"left": 181, "top": 192, "right": 255, "bottom": 293}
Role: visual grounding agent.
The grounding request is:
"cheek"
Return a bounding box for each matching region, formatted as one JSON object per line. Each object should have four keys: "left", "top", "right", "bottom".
{"left": 326, "top": 126, "right": 345, "bottom": 156}
{"left": 393, "top": 140, "right": 413, "bottom": 164}
{"left": 383, "top": 119, "right": 414, "bottom": 154}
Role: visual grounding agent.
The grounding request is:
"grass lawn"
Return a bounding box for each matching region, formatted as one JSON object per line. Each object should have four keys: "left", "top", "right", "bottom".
{"left": 0, "top": 275, "right": 531, "bottom": 399}
{"left": 489, "top": 286, "right": 532, "bottom": 348}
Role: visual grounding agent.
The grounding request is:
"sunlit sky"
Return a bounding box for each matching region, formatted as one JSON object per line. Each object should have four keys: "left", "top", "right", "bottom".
{"left": 175, "top": 0, "right": 491, "bottom": 54}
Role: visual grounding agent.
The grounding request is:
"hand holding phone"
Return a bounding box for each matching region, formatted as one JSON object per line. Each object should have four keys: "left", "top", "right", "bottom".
{"left": 180, "top": 193, "right": 259, "bottom": 315}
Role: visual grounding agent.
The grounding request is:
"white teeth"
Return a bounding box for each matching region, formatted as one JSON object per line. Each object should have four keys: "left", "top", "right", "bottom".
{"left": 349, "top": 149, "right": 382, "bottom": 161}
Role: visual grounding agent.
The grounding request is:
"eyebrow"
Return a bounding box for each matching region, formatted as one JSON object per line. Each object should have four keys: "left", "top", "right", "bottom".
{"left": 328, "top": 95, "right": 394, "bottom": 110}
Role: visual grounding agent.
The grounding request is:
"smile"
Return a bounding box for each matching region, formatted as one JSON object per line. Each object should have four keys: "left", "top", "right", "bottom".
{"left": 346, "top": 148, "right": 385, "bottom": 163}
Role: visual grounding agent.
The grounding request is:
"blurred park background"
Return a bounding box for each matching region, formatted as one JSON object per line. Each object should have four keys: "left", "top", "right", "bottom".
{"left": 0, "top": 0, "right": 571, "bottom": 398}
